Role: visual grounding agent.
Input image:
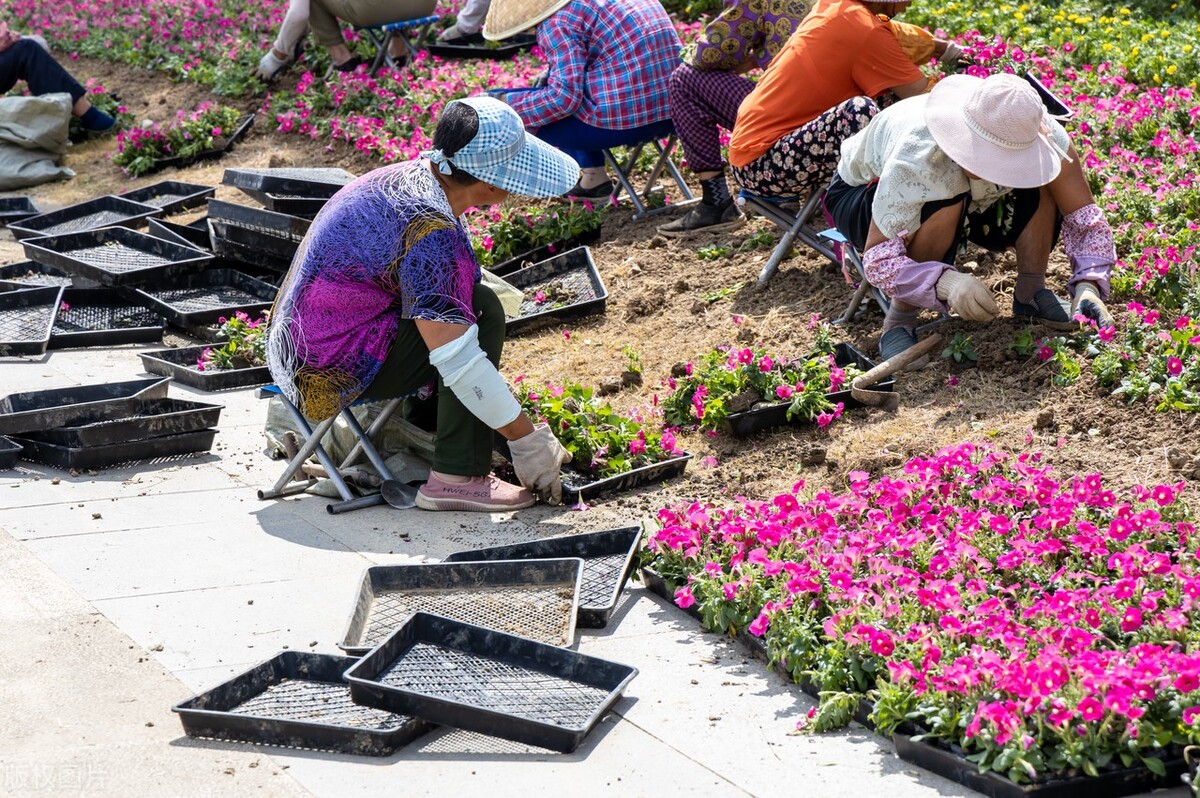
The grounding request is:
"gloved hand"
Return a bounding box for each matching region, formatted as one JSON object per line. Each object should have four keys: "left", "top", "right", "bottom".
{"left": 935, "top": 269, "right": 999, "bottom": 322}
{"left": 533, "top": 70, "right": 549, "bottom": 88}
{"left": 255, "top": 48, "right": 290, "bottom": 81}
{"left": 938, "top": 42, "right": 964, "bottom": 65}
{"left": 508, "top": 423, "right": 571, "bottom": 505}
{"left": 1072, "top": 280, "right": 1114, "bottom": 327}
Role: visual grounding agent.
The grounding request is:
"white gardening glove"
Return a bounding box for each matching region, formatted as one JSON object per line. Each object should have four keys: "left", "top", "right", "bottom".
{"left": 255, "top": 49, "right": 290, "bottom": 81}
{"left": 938, "top": 42, "right": 963, "bottom": 65}
{"left": 935, "top": 269, "right": 999, "bottom": 322}
{"left": 1072, "top": 280, "right": 1113, "bottom": 327}
{"left": 508, "top": 423, "right": 571, "bottom": 505}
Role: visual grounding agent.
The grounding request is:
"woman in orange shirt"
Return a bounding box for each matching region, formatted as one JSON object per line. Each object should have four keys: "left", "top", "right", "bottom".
{"left": 728, "top": 0, "right": 948, "bottom": 200}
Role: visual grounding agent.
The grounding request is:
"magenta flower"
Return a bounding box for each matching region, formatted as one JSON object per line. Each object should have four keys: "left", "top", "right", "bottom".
{"left": 1167, "top": 357, "right": 1184, "bottom": 376}
{"left": 775, "top": 384, "right": 793, "bottom": 400}
{"left": 1077, "top": 697, "right": 1104, "bottom": 721}
{"left": 748, "top": 612, "right": 770, "bottom": 637}
{"left": 674, "top": 586, "right": 695, "bottom": 609}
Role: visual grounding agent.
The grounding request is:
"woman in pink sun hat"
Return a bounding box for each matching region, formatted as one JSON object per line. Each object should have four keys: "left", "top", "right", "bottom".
{"left": 826, "top": 72, "right": 1116, "bottom": 365}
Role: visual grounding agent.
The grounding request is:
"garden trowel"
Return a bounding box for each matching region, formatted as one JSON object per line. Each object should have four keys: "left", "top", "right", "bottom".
{"left": 381, "top": 479, "right": 421, "bottom": 509}
{"left": 849, "top": 333, "right": 943, "bottom": 412}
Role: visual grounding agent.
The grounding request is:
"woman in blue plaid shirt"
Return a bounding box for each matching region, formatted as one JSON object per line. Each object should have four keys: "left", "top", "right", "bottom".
{"left": 483, "top": 0, "right": 681, "bottom": 200}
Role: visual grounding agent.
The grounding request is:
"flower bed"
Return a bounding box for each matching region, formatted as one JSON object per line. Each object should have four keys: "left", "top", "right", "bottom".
{"left": 473, "top": 203, "right": 606, "bottom": 274}
{"left": 113, "top": 103, "right": 250, "bottom": 177}
{"left": 644, "top": 443, "right": 1200, "bottom": 789}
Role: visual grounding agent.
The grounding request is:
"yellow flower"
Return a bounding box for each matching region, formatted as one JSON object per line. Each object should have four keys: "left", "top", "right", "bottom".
{"left": 1167, "top": 64, "right": 1178, "bottom": 75}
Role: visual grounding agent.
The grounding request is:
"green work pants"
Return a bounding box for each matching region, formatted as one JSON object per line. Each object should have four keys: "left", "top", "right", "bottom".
{"left": 360, "top": 282, "right": 504, "bottom": 477}
{"left": 309, "top": 0, "right": 437, "bottom": 48}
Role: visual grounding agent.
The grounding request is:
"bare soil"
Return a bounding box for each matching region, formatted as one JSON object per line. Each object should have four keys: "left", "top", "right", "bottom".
{"left": 6, "top": 56, "right": 1195, "bottom": 510}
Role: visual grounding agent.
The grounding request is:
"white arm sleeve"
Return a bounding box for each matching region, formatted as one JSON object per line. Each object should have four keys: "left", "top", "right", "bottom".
{"left": 273, "top": 0, "right": 310, "bottom": 56}
{"left": 428, "top": 324, "right": 522, "bottom": 430}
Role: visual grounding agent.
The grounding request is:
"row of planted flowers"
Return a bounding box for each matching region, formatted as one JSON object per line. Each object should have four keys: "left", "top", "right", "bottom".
{"left": 644, "top": 442, "right": 1199, "bottom": 785}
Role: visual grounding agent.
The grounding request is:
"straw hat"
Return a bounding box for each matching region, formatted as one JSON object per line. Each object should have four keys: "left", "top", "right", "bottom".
{"left": 924, "top": 73, "right": 1068, "bottom": 189}
{"left": 483, "top": 0, "right": 571, "bottom": 41}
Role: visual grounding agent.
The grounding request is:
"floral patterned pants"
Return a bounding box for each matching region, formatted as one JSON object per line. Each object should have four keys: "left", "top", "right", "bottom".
{"left": 731, "top": 96, "right": 878, "bottom": 199}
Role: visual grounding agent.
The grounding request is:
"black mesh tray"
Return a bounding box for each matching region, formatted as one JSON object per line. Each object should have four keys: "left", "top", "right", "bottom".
{"left": 0, "top": 435, "right": 20, "bottom": 469}
{"left": 151, "top": 113, "right": 255, "bottom": 173}
{"left": 723, "top": 343, "right": 895, "bottom": 438}
{"left": 345, "top": 612, "right": 638, "bottom": 754}
{"left": 211, "top": 221, "right": 301, "bottom": 262}
{"left": 444, "top": 527, "right": 641, "bottom": 628}
{"left": 147, "top": 217, "right": 211, "bottom": 251}
{"left": 892, "top": 733, "right": 1182, "bottom": 798}
{"left": 0, "top": 285, "right": 62, "bottom": 357}
{"left": 139, "top": 344, "right": 269, "bottom": 392}
{"left": 208, "top": 199, "right": 311, "bottom": 242}
{"left": 562, "top": 452, "right": 691, "bottom": 504}
{"left": 174, "top": 652, "right": 431, "bottom": 756}
{"left": 236, "top": 189, "right": 327, "bottom": 217}
{"left": 49, "top": 288, "right": 165, "bottom": 349}
{"left": 0, "top": 197, "right": 40, "bottom": 225}
{"left": 222, "top": 167, "right": 356, "bottom": 198}
{"left": 22, "top": 226, "right": 214, "bottom": 287}
{"left": 426, "top": 34, "right": 535, "bottom": 60}
{"left": 0, "top": 261, "right": 75, "bottom": 289}
{"left": 489, "top": 228, "right": 602, "bottom": 277}
{"left": 9, "top": 195, "right": 162, "bottom": 241}
{"left": 22, "top": 398, "right": 222, "bottom": 447}
{"left": 504, "top": 247, "right": 607, "bottom": 337}
{"left": 11, "top": 428, "right": 216, "bottom": 470}
{"left": 121, "top": 180, "right": 216, "bottom": 216}
{"left": 128, "top": 269, "right": 276, "bottom": 327}
{"left": 210, "top": 235, "right": 294, "bottom": 273}
{"left": 1024, "top": 71, "right": 1072, "bottom": 120}
{"left": 339, "top": 559, "right": 582, "bottom": 657}
{"left": 0, "top": 376, "right": 170, "bottom": 436}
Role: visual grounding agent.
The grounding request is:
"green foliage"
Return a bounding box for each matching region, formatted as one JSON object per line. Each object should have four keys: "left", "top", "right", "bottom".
{"left": 1009, "top": 328, "right": 1039, "bottom": 358}
{"left": 197, "top": 311, "right": 269, "bottom": 372}
{"left": 473, "top": 203, "right": 605, "bottom": 268}
{"left": 112, "top": 103, "right": 244, "bottom": 177}
{"left": 941, "top": 333, "right": 979, "bottom": 364}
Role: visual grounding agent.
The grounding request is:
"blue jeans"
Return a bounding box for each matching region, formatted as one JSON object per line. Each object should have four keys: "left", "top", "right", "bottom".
{"left": 0, "top": 39, "right": 86, "bottom": 104}
{"left": 490, "top": 87, "right": 674, "bottom": 168}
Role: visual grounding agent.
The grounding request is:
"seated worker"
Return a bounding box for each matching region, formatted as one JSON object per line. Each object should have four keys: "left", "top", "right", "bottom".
{"left": 438, "top": 0, "right": 490, "bottom": 45}
{"left": 0, "top": 25, "right": 116, "bottom": 133}
{"left": 482, "top": 0, "right": 681, "bottom": 200}
{"left": 255, "top": 0, "right": 436, "bottom": 79}
{"left": 662, "top": 0, "right": 963, "bottom": 235}
{"left": 727, "top": 0, "right": 942, "bottom": 204}
{"left": 825, "top": 73, "right": 1115, "bottom": 362}
{"left": 266, "top": 97, "right": 578, "bottom": 512}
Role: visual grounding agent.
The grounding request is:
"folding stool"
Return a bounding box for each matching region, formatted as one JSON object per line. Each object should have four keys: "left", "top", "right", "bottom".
{"left": 817, "top": 228, "right": 892, "bottom": 324}
{"left": 736, "top": 191, "right": 840, "bottom": 288}
{"left": 357, "top": 14, "right": 441, "bottom": 75}
{"left": 602, "top": 134, "right": 697, "bottom": 221}
{"left": 257, "top": 385, "right": 404, "bottom": 514}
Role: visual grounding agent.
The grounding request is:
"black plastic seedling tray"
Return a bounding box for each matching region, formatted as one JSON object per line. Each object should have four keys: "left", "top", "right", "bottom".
{"left": 174, "top": 652, "right": 430, "bottom": 756}
{"left": 0, "top": 285, "right": 62, "bottom": 357}
{"left": 0, "top": 435, "right": 20, "bottom": 469}
{"left": 236, "top": 189, "right": 328, "bottom": 217}
{"left": 426, "top": 34, "right": 535, "bottom": 60}
{"left": 208, "top": 199, "right": 311, "bottom": 242}
{"left": 151, "top": 113, "right": 255, "bottom": 173}
{"left": 346, "top": 612, "right": 638, "bottom": 754}
{"left": 1024, "top": 71, "right": 1072, "bottom": 120}
{"left": 489, "top": 228, "right": 602, "bottom": 277}
{"left": 121, "top": 180, "right": 216, "bottom": 216}
{"left": 139, "top": 344, "right": 269, "bottom": 392}
{"left": 211, "top": 220, "right": 302, "bottom": 262}
{"left": 561, "top": 452, "right": 691, "bottom": 504}
{"left": 0, "top": 197, "right": 40, "bottom": 225}
{"left": 891, "top": 733, "right": 1182, "bottom": 798}
{"left": 9, "top": 195, "right": 162, "bottom": 241}
{"left": 0, "top": 261, "right": 75, "bottom": 289}
{"left": 24, "top": 398, "right": 222, "bottom": 448}
{"left": 11, "top": 428, "right": 216, "bottom": 470}
{"left": 723, "top": 343, "right": 895, "bottom": 438}
{"left": 147, "top": 217, "right": 212, "bottom": 251}
{"left": 22, "top": 226, "right": 213, "bottom": 287}
{"left": 210, "top": 235, "right": 294, "bottom": 274}
{"left": 222, "top": 167, "right": 356, "bottom": 198}
{"left": 49, "top": 288, "right": 165, "bottom": 349}
{"left": 0, "top": 376, "right": 170, "bottom": 436}
{"left": 128, "top": 269, "right": 276, "bottom": 327}
{"left": 339, "top": 559, "right": 582, "bottom": 657}
{"left": 444, "top": 526, "right": 642, "bottom": 628}
{"left": 504, "top": 247, "right": 607, "bottom": 337}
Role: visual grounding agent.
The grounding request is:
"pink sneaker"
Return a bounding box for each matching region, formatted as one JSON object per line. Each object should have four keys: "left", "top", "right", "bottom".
{"left": 415, "top": 472, "right": 535, "bottom": 512}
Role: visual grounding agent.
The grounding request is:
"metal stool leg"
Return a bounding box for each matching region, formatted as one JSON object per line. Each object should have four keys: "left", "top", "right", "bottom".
{"left": 258, "top": 411, "right": 353, "bottom": 503}
{"left": 605, "top": 147, "right": 648, "bottom": 217}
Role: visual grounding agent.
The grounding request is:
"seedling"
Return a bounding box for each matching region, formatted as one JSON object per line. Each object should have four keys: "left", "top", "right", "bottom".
{"left": 942, "top": 333, "right": 978, "bottom": 364}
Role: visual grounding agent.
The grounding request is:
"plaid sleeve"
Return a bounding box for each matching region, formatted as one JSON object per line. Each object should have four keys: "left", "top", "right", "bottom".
{"left": 506, "top": 14, "right": 588, "bottom": 130}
